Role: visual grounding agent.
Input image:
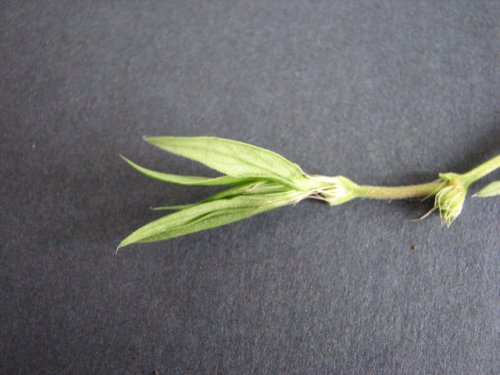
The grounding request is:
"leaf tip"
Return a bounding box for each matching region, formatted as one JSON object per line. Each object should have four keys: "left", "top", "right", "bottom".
{"left": 143, "top": 135, "right": 160, "bottom": 144}
{"left": 119, "top": 154, "right": 130, "bottom": 162}
{"left": 120, "top": 155, "right": 143, "bottom": 171}
{"left": 472, "top": 181, "right": 500, "bottom": 198}
{"left": 116, "top": 237, "right": 134, "bottom": 251}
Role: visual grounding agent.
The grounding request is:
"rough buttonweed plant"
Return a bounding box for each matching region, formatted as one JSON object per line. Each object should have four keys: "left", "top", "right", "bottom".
{"left": 118, "top": 137, "right": 500, "bottom": 249}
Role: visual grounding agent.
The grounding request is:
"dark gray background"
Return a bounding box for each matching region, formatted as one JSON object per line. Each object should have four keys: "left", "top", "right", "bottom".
{"left": 1, "top": 1, "right": 499, "bottom": 374}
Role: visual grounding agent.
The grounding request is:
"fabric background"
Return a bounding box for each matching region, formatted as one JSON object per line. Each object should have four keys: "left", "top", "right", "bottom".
{"left": 1, "top": 1, "right": 498, "bottom": 374}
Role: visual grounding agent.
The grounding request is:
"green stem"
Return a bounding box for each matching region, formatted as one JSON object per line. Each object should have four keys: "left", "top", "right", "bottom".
{"left": 354, "top": 154, "right": 500, "bottom": 200}
{"left": 356, "top": 180, "right": 443, "bottom": 200}
{"left": 460, "top": 154, "right": 500, "bottom": 187}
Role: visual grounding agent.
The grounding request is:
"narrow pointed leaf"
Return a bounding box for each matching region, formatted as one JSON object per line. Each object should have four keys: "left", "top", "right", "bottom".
{"left": 121, "top": 156, "right": 249, "bottom": 186}
{"left": 151, "top": 181, "right": 292, "bottom": 211}
{"left": 473, "top": 181, "right": 500, "bottom": 197}
{"left": 151, "top": 204, "right": 195, "bottom": 211}
{"left": 144, "top": 136, "right": 312, "bottom": 190}
{"left": 118, "top": 192, "right": 299, "bottom": 248}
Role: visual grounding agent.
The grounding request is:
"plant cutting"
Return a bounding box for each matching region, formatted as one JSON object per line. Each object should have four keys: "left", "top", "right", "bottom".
{"left": 118, "top": 136, "right": 500, "bottom": 249}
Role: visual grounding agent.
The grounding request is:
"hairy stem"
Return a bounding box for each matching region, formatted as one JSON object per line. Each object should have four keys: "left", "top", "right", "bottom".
{"left": 356, "top": 180, "right": 443, "bottom": 200}
{"left": 460, "top": 154, "right": 500, "bottom": 187}
{"left": 353, "top": 155, "right": 500, "bottom": 200}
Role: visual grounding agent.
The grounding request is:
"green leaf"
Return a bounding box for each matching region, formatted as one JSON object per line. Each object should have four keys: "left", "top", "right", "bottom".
{"left": 473, "top": 181, "right": 500, "bottom": 197}
{"left": 118, "top": 191, "right": 300, "bottom": 248}
{"left": 151, "top": 204, "right": 195, "bottom": 211}
{"left": 152, "top": 180, "right": 293, "bottom": 211}
{"left": 144, "top": 136, "right": 313, "bottom": 190}
{"left": 121, "top": 156, "right": 250, "bottom": 186}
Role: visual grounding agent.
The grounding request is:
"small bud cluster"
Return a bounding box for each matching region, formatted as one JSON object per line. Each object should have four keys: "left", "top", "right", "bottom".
{"left": 434, "top": 173, "right": 469, "bottom": 227}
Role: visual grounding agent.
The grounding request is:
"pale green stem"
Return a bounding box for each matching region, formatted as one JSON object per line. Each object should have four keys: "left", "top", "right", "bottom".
{"left": 460, "top": 154, "right": 500, "bottom": 187}
{"left": 355, "top": 180, "right": 443, "bottom": 200}
{"left": 354, "top": 155, "right": 500, "bottom": 200}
